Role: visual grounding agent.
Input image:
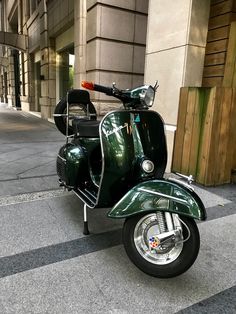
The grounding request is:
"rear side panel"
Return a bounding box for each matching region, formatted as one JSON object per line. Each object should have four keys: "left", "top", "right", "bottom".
{"left": 57, "top": 143, "right": 90, "bottom": 188}
{"left": 96, "top": 110, "right": 167, "bottom": 207}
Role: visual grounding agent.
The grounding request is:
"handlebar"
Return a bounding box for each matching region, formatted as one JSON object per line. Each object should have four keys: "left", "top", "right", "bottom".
{"left": 81, "top": 80, "right": 133, "bottom": 105}
{"left": 81, "top": 81, "right": 113, "bottom": 96}
{"left": 94, "top": 84, "right": 113, "bottom": 95}
{"left": 81, "top": 81, "right": 156, "bottom": 109}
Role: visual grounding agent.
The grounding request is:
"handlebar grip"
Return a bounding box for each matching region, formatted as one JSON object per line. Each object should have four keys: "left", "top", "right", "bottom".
{"left": 93, "top": 84, "right": 113, "bottom": 95}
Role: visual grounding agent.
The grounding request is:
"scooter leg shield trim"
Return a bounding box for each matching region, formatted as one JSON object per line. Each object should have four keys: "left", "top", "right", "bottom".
{"left": 107, "top": 179, "right": 206, "bottom": 221}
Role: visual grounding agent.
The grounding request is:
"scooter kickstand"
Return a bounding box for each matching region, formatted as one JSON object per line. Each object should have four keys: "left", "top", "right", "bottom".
{"left": 83, "top": 204, "right": 90, "bottom": 235}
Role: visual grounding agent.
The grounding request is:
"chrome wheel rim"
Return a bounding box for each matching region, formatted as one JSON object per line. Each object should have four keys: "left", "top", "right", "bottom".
{"left": 133, "top": 213, "right": 184, "bottom": 265}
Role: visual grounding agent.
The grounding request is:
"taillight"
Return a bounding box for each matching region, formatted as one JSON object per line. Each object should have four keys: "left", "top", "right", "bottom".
{"left": 81, "top": 81, "right": 94, "bottom": 90}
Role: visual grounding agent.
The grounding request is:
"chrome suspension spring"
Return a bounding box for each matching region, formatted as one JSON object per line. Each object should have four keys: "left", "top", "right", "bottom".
{"left": 156, "top": 211, "right": 167, "bottom": 234}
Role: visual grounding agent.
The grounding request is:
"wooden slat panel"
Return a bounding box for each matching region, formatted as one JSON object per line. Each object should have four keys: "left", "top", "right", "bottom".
{"left": 207, "top": 26, "right": 229, "bottom": 42}
{"left": 197, "top": 87, "right": 235, "bottom": 184}
{"left": 196, "top": 88, "right": 216, "bottom": 185}
{"left": 210, "top": 0, "right": 233, "bottom": 17}
{"left": 233, "top": 0, "right": 236, "bottom": 12}
{"left": 173, "top": 86, "right": 236, "bottom": 185}
{"left": 211, "top": 0, "right": 228, "bottom": 5}
{"left": 223, "top": 21, "right": 236, "bottom": 86}
{"left": 230, "top": 88, "right": 236, "bottom": 170}
{"left": 202, "top": 76, "right": 223, "bottom": 87}
{"left": 204, "top": 52, "right": 226, "bottom": 66}
{"left": 204, "top": 87, "right": 223, "bottom": 185}
{"left": 205, "top": 39, "right": 228, "bottom": 54}
{"left": 204, "top": 87, "right": 236, "bottom": 184}
{"left": 203, "top": 65, "right": 225, "bottom": 77}
{"left": 232, "top": 66, "right": 236, "bottom": 86}
{"left": 188, "top": 89, "right": 205, "bottom": 176}
{"left": 171, "top": 88, "right": 189, "bottom": 172}
{"left": 216, "top": 88, "right": 233, "bottom": 183}
{"left": 208, "top": 13, "right": 232, "bottom": 30}
{"left": 181, "top": 88, "right": 197, "bottom": 174}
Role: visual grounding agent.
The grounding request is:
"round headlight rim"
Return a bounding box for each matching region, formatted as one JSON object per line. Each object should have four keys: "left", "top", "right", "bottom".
{"left": 141, "top": 159, "right": 155, "bottom": 173}
{"left": 144, "top": 86, "right": 155, "bottom": 107}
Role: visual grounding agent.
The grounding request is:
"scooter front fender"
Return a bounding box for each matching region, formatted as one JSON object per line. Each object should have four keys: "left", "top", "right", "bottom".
{"left": 108, "top": 179, "right": 206, "bottom": 220}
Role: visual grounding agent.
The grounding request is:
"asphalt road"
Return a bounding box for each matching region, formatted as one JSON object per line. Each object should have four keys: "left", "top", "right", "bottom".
{"left": 0, "top": 103, "right": 236, "bottom": 314}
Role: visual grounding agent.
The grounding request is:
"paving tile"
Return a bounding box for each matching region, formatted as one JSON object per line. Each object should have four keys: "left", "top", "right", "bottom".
{"left": 0, "top": 214, "right": 236, "bottom": 313}
{"left": 0, "top": 194, "right": 123, "bottom": 257}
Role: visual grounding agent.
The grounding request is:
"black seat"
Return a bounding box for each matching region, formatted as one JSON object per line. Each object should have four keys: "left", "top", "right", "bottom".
{"left": 72, "top": 119, "right": 100, "bottom": 137}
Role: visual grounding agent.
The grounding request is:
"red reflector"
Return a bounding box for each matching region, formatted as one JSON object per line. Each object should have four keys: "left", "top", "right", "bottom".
{"left": 81, "top": 81, "right": 94, "bottom": 90}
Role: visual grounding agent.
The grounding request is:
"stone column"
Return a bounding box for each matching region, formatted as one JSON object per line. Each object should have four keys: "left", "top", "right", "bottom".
{"left": 48, "top": 39, "right": 56, "bottom": 118}
{"left": 75, "top": 0, "right": 148, "bottom": 115}
{"left": 58, "top": 51, "right": 70, "bottom": 98}
{"left": 144, "top": 0, "right": 210, "bottom": 170}
{"left": 38, "top": 0, "right": 56, "bottom": 119}
{"left": 18, "top": 0, "right": 32, "bottom": 111}
{"left": 20, "top": 51, "right": 34, "bottom": 111}
{"left": 0, "top": 74, "right": 3, "bottom": 102}
{"left": 7, "top": 54, "right": 15, "bottom": 107}
{"left": 74, "top": 0, "right": 87, "bottom": 88}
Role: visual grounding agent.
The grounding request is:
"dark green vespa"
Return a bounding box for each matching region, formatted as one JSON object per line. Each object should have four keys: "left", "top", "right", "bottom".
{"left": 54, "top": 81, "right": 206, "bottom": 278}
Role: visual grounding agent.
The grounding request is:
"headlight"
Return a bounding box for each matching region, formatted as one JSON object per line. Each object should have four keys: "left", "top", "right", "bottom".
{"left": 140, "top": 86, "right": 155, "bottom": 107}
{"left": 141, "top": 160, "right": 155, "bottom": 173}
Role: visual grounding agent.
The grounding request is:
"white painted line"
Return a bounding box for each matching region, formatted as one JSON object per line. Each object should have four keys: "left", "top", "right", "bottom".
{"left": 0, "top": 189, "right": 71, "bottom": 207}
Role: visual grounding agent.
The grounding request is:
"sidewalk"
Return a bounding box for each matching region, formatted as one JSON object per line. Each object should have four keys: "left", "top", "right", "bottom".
{"left": 0, "top": 105, "right": 235, "bottom": 314}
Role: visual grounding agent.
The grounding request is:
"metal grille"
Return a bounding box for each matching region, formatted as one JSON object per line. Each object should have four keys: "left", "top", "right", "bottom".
{"left": 57, "top": 147, "right": 67, "bottom": 183}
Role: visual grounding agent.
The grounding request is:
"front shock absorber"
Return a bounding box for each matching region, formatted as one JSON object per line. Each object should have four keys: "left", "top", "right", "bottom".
{"left": 156, "top": 211, "right": 167, "bottom": 234}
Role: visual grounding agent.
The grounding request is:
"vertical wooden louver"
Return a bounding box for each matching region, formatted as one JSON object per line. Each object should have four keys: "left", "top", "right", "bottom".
{"left": 202, "top": 0, "right": 236, "bottom": 87}
{"left": 172, "top": 0, "right": 236, "bottom": 185}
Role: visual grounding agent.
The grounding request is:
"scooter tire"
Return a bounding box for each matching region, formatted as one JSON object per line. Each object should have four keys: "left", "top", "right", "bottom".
{"left": 54, "top": 98, "right": 94, "bottom": 136}
{"left": 123, "top": 213, "right": 200, "bottom": 278}
{"left": 54, "top": 98, "right": 74, "bottom": 136}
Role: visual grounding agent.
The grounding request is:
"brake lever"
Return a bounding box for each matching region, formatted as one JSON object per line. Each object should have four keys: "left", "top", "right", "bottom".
{"left": 153, "top": 81, "right": 159, "bottom": 91}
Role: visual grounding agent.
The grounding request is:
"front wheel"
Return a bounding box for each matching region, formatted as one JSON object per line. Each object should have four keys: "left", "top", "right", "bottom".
{"left": 123, "top": 212, "right": 200, "bottom": 278}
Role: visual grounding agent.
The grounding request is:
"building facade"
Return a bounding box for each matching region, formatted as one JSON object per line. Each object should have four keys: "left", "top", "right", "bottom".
{"left": 0, "top": 0, "right": 148, "bottom": 118}
{"left": 0, "top": 0, "right": 236, "bottom": 177}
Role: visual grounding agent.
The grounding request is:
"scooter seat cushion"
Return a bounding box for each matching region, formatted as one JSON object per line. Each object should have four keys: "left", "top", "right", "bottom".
{"left": 72, "top": 119, "right": 100, "bottom": 137}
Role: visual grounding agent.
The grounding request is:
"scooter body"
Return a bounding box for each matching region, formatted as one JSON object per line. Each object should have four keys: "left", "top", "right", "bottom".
{"left": 54, "top": 82, "right": 206, "bottom": 278}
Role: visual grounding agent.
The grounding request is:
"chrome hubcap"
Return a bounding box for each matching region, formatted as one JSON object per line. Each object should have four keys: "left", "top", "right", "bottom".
{"left": 133, "top": 212, "right": 184, "bottom": 265}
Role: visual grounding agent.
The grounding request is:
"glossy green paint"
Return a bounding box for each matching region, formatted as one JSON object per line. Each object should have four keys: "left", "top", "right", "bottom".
{"left": 77, "top": 137, "right": 100, "bottom": 153}
{"left": 96, "top": 110, "right": 167, "bottom": 207}
{"left": 107, "top": 179, "right": 207, "bottom": 220}
{"left": 65, "top": 144, "right": 89, "bottom": 187}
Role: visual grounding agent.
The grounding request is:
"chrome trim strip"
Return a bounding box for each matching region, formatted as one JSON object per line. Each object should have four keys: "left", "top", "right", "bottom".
{"left": 53, "top": 114, "right": 67, "bottom": 117}
{"left": 96, "top": 110, "right": 118, "bottom": 205}
{"left": 174, "top": 172, "right": 194, "bottom": 185}
{"left": 167, "top": 177, "right": 194, "bottom": 192}
{"left": 72, "top": 190, "right": 95, "bottom": 209}
{"left": 84, "top": 188, "right": 97, "bottom": 201}
{"left": 57, "top": 155, "right": 66, "bottom": 162}
{"left": 138, "top": 188, "right": 188, "bottom": 205}
{"left": 97, "top": 109, "right": 167, "bottom": 206}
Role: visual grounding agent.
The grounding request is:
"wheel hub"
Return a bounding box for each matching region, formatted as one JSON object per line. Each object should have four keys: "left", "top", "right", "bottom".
{"left": 149, "top": 235, "right": 160, "bottom": 248}
{"left": 134, "top": 212, "right": 184, "bottom": 265}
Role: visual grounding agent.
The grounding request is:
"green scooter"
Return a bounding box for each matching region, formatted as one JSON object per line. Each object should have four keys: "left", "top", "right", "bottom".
{"left": 54, "top": 81, "right": 206, "bottom": 278}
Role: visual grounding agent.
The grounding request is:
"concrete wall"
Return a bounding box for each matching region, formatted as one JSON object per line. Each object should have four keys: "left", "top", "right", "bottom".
{"left": 145, "top": 0, "right": 210, "bottom": 170}
{"left": 47, "top": 0, "right": 74, "bottom": 37}
{"left": 84, "top": 0, "right": 149, "bottom": 115}
{"left": 1, "top": 0, "right": 148, "bottom": 117}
